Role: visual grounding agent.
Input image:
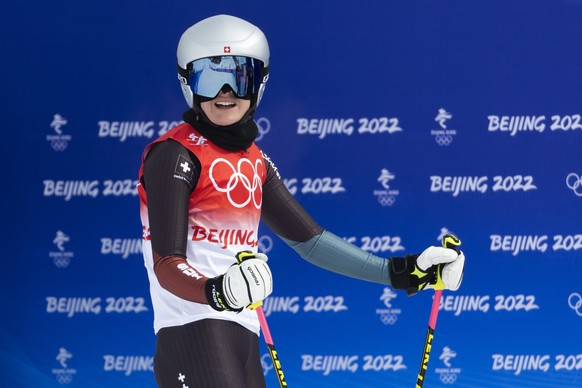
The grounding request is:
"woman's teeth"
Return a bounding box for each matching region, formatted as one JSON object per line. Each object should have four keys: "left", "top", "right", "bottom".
{"left": 215, "top": 101, "right": 235, "bottom": 107}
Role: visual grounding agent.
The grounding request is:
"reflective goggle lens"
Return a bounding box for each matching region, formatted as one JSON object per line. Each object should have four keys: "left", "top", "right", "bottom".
{"left": 188, "top": 56, "right": 262, "bottom": 99}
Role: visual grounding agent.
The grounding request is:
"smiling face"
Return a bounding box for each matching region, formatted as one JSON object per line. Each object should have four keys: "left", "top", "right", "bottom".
{"left": 200, "top": 91, "right": 251, "bottom": 126}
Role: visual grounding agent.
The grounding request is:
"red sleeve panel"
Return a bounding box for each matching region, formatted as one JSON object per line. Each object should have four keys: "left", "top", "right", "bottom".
{"left": 153, "top": 253, "right": 209, "bottom": 303}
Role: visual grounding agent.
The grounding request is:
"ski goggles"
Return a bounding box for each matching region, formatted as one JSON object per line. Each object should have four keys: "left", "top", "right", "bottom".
{"left": 180, "top": 56, "right": 265, "bottom": 99}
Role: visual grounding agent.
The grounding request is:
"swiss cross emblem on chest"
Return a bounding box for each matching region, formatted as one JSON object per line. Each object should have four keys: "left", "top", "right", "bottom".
{"left": 209, "top": 157, "right": 264, "bottom": 209}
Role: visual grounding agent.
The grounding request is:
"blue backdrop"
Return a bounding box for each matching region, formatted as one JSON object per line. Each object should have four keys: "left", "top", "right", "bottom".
{"left": 2, "top": 0, "right": 581, "bottom": 387}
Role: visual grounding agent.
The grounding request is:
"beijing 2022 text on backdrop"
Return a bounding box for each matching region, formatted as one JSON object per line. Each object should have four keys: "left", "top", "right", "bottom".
{"left": 1, "top": 0, "right": 581, "bottom": 387}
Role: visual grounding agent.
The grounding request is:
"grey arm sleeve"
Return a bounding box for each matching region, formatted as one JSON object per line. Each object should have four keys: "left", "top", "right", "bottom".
{"left": 259, "top": 151, "right": 391, "bottom": 285}
{"left": 281, "top": 230, "right": 392, "bottom": 285}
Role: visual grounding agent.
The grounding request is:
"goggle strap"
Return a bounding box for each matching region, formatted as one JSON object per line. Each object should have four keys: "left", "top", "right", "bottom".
{"left": 177, "top": 64, "right": 190, "bottom": 85}
{"left": 261, "top": 64, "right": 270, "bottom": 81}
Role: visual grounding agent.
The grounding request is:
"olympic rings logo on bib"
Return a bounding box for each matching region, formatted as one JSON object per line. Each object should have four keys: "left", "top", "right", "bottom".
{"left": 209, "top": 157, "right": 263, "bottom": 209}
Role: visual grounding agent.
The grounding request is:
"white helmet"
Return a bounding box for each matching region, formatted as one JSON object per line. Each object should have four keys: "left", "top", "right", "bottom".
{"left": 177, "top": 15, "right": 270, "bottom": 111}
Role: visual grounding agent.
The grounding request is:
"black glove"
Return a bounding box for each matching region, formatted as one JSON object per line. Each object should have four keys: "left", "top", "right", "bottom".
{"left": 389, "top": 245, "right": 464, "bottom": 296}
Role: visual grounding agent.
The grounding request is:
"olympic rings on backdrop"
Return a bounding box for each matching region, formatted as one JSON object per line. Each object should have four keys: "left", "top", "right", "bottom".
{"left": 439, "top": 373, "right": 457, "bottom": 384}
{"left": 566, "top": 173, "right": 582, "bottom": 197}
{"left": 568, "top": 292, "right": 582, "bottom": 316}
{"left": 435, "top": 135, "right": 453, "bottom": 146}
{"left": 51, "top": 139, "right": 69, "bottom": 151}
{"left": 258, "top": 235, "right": 273, "bottom": 254}
{"left": 209, "top": 158, "right": 263, "bottom": 209}
{"left": 255, "top": 117, "right": 271, "bottom": 142}
{"left": 378, "top": 195, "right": 396, "bottom": 207}
{"left": 261, "top": 353, "right": 274, "bottom": 376}
{"left": 53, "top": 257, "right": 71, "bottom": 268}
{"left": 55, "top": 372, "right": 73, "bottom": 384}
{"left": 380, "top": 313, "right": 398, "bottom": 325}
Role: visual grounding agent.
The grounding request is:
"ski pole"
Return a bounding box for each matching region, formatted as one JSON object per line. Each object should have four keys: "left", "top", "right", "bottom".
{"left": 415, "top": 234, "right": 461, "bottom": 388}
{"left": 236, "top": 251, "right": 288, "bottom": 387}
{"left": 256, "top": 306, "right": 287, "bottom": 387}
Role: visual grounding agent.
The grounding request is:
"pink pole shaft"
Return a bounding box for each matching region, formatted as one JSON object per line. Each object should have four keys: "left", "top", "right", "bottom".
{"left": 429, "top": 290, "right": 442, "bottom": 330}
{"left": 256, "top": 306, "right": 274, "bottom": 345}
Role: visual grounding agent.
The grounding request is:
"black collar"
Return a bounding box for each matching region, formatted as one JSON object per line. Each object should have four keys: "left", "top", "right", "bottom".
{"left": 182, "top": 109, "right": 258, "bottom": 152}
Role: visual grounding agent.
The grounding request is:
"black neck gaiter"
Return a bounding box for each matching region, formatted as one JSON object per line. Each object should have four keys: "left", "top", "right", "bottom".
{"left": 182, "top": 109, "right": 258, "bottom": 152}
